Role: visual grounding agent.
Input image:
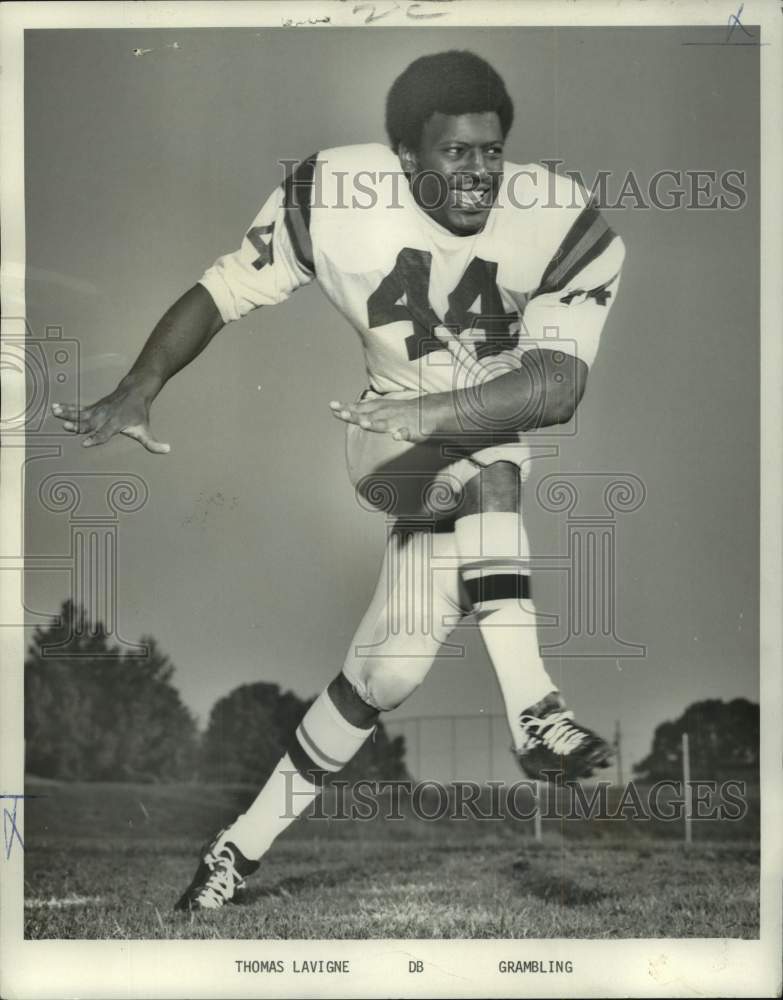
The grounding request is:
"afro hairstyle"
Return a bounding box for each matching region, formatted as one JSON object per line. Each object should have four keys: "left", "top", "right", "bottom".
{"left": 385, "top": 50, "right": 514, "bottom": 153}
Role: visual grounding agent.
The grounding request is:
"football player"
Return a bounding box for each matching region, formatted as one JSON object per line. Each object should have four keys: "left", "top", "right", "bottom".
{"left": 52, "top": 51, "right": 624, "bottom": 911}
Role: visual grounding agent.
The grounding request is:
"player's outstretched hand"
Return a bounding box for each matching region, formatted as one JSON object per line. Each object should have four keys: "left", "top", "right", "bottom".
{"left": 329, "top": 397, "right": 431, "bottom": 444}
{"left": 51, "top": 379, "right": 170, "bottom": 454}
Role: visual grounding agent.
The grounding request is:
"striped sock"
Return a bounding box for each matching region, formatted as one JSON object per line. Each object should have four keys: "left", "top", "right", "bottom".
{"left": 454, "top": 512, "right": 558, "bottom": 750}
{"left": 220, "top": 678, "right": 376, "bottom": 861}
{"left": 289, "top": 686, "right": 376, "bottom": 784}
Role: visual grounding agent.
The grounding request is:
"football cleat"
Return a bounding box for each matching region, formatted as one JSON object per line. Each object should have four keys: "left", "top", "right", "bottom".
{"left": 174, "top": 829, "right": 259, "bottom": 912}
{"left": 515, "top": 693, "right": 614, "bottom": 781}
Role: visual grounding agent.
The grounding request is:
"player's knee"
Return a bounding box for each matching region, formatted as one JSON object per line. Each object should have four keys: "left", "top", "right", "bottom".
{"left": 481, "top": 461, "right": 520, "bottom": 501}
{"left": 462, "top": 460, "right": 520, "bottom": 514}
{"left": 368, "top": 671, "right": 422, "bottom": 711}
{"left": 352, "top": 660, "right": 425, "bottom": 712}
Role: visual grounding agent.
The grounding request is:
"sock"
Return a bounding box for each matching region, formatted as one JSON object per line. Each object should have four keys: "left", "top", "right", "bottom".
{"left": 454, "top": 511, "right": 559, "bottom": 750}
{"left": 223, "top": 753, "right": 319, "bottom": 861}
{"left": 221, "top": 676, "right": 377, "bottom": 861}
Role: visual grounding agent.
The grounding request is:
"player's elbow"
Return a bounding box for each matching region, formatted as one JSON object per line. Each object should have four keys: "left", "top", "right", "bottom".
{"left": 551, "top": 357, "right": 588, "bottom": 425}
{"left": 552, "top": 393, "right": 578, "bottom": 426}
{"left": 517, "top": 349, "right": 588, "bottom": 429}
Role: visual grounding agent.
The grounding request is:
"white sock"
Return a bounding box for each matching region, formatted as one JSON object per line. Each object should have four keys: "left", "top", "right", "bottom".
{"left": 220, "top": 753, "right": 320, "bottom": 861}
{"left": 219, "top": 688, "right": 374, "bottom": 861}
{"left": 454, "top": 512, "right": 558, "bottom": 750}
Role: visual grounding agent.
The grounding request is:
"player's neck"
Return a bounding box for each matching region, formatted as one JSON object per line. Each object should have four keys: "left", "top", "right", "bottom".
{"left": 405, "top": 182, "right": 489, "bottom": 240}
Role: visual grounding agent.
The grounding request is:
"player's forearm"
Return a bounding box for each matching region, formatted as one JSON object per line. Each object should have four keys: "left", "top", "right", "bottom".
{"left": 121, "top": 284, "right": 225, "bottom": 401}
{"left": 422, "top": 349, "right": 587, "bottom": 437}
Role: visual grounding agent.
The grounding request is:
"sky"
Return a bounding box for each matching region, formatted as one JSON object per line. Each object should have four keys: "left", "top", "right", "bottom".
{"left": 21, "top": 26, "right": 759, "bottom": 783}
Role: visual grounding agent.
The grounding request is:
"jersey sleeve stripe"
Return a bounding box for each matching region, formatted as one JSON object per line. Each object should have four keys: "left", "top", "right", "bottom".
{"left": 535, "top": 201, "right": 617, "bottom": 296}
{"left": 282, "top": 154, "right": 317, "bottom": 274}
{"left": 547, "top": 228, "right": 617, "bottom": 296}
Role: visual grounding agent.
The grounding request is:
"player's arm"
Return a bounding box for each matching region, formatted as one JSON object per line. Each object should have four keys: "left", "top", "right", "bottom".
{"left": 330, "top": 347, "right": 584, "bottom": 442}
{"left": 424, "top": 347, "right": 586, "bottom": 436}
{"left": 52, "top": 284, "right": 223, "bottom": 451}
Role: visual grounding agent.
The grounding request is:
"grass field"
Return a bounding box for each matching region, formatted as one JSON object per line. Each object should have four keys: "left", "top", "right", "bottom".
{"left": 22, "top": 778, "right": 759, "bottom": 940}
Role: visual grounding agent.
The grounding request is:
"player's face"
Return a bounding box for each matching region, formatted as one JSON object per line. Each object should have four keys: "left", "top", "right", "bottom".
{"left": 402, "top": 112, "right": 505, "bottom": 236}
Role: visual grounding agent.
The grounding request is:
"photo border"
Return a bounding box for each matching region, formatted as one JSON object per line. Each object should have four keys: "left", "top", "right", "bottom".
{"left": 1, "top": 2, "right": 780, "bottom": 997}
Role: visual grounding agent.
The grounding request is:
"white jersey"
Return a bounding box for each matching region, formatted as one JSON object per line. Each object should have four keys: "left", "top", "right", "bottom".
{"left": 200, "top": 143, "right": 625, "bottom": 397}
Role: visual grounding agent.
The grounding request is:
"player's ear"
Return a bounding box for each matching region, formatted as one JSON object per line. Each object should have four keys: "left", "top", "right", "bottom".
{"left": 398, "top": 142, "right": 418, "bottom": 175}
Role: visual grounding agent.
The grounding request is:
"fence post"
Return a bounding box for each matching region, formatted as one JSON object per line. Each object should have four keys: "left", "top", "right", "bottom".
{"left": 488, "top": 714, "right": 494, "bottom": 780}
{"left": 534, "top": 781, "right": 543, "bottom": 842}
{"left": 682, "top": 732, "right": 692, "bottom": 846}
{"left": 615, "top": 719, "right": 624, "bottom": 787}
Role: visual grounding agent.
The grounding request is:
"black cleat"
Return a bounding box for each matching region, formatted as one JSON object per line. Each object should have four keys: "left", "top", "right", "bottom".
{"left": 515, "top": 694, "right": 614, "bottom": 782}
{"left": 174, "top": 830, "right": 260, "bottom": 912}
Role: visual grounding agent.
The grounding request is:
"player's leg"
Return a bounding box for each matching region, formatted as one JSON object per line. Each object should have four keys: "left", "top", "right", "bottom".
{"left": 175, "top": 523, "right": 462, "bottom": 911}
{"left": 341, "top": 520, "right": 463, "bottom": 711}
{"left": 453, "top": 458, "right": 613, "bottom": 780}
{"left": 456, "top": 460, "right": 556, "bottom": 723}
{"left": 347, "top": 417, "right": 612, "bottom": 780}
{"left": 173, "top": 667, "right": 377, "bottom": 912}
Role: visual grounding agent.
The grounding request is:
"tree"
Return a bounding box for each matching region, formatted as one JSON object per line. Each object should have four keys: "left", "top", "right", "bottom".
{"left": 199, "top": 682, "right": 302, "bottom": 784}
{"left": 200, "top": 682, "right": 409, "bottom": 784}
{"left": 24, "top": 600, "right": 198, "bottom": 781}
{"left": 633, "top": 698, "right": 759, "bottom": 782}
{"left": 341, "top": 723, "right": 409, "bottom": 783}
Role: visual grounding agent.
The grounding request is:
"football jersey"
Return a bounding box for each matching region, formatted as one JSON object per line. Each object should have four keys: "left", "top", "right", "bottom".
{"left": 199, "top": 143, "right": 625, "bottom": 397}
